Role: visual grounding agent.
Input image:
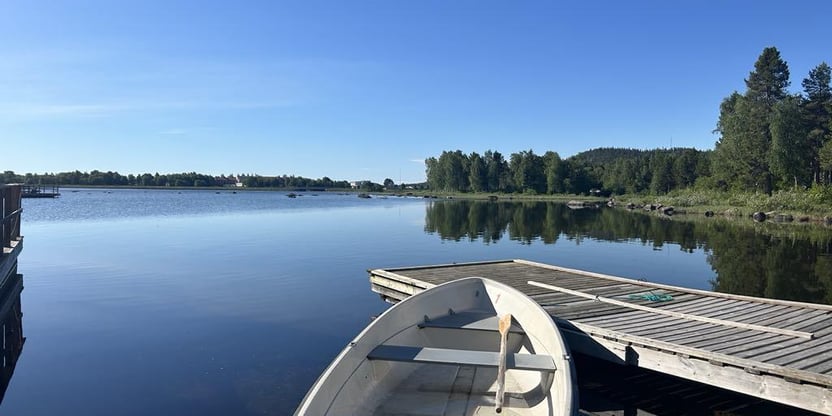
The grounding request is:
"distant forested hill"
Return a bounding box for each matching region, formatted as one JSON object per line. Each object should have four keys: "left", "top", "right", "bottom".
{"left": 570, "top": 148, "right": 649, "bottom": 165}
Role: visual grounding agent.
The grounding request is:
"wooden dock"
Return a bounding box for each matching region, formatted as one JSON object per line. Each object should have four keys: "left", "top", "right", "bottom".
{"left": 21, "top": 184, "right": 59, "bottom": 198}
{"left": 369, "top": 259, "right": 832, "bottom": 415}
{"left": 1, "top": 185, "right": 23, "bottom": 287}
{"left": 0, "top": 184, "right": 24, "bottom": 403}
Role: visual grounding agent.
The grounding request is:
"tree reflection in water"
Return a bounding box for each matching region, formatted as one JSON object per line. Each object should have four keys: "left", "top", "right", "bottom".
{"left": 0, "top": 273, "right": 24, "bottom": 405}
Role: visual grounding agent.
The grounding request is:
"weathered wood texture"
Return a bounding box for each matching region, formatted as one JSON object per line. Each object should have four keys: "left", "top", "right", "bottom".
{"left": 0, "top": 185, "right": 23, "bottom": 289}
{"left": 1, "top": 185, "right": 23, "bottom": 254}
{"left": 368, "top": 259, "right": 832, "bottom": 415}
{"left": 0, "top": 185, "right": 24, "bottom": 404}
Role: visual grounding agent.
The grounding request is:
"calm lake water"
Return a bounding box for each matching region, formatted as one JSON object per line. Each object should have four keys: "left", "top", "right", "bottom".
{"left": 3, "top": 188, "right": 830, "bottom": 415}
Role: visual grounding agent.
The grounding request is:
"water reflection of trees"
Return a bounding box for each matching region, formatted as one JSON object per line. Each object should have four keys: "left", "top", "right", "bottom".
{"left": 424, "top": 200, "right": 832, "bottom": 304}
{"left": 704, "top": 222, "right": 832, "bottom": 304}
{"left": 424, "top": 201, "right": 702, "bottom": 250}
{"left": 0, "top": 273, "right": 24, "bottom": 404}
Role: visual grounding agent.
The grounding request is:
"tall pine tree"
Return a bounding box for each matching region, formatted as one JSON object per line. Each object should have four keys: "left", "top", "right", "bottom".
{"left": 802, "top": 62, "right": 832, "bottom": 183}
{"left": 713, "top": 47, "right": 791, "bottom": 194}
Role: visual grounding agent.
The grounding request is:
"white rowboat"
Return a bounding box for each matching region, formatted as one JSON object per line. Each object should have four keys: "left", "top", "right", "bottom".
{"left": 295, "top": 277, "right": 578, "bottom": 415}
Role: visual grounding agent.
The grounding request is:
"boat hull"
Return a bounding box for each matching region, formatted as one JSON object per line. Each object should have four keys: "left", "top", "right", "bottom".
{"left": 295, "top": 277, "right": 577, "bottom": 416}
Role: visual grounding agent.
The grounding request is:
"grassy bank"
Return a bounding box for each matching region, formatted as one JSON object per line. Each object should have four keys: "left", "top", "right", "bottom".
{"left": 613, "top": 188, "right": 832, "bottom": 221}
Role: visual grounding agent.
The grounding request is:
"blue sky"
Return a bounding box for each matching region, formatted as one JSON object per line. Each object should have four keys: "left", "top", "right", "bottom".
{"left": 2, "top": 1, "right": 831, "bottom": 183}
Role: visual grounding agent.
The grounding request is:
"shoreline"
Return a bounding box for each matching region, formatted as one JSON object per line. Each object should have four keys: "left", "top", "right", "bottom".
{"left": 42, "top": 185, "right": 832, "bottom": 226}
{"left": 401, "top": 190, "right": 832, "bottom": 226}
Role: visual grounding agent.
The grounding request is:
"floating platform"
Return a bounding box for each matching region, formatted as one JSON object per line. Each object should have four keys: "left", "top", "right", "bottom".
{"left": 369, "top": 259, "right": 832, "bottom": 415}
{"left": 21, "top": 185, "right": 60, "bottom": 198}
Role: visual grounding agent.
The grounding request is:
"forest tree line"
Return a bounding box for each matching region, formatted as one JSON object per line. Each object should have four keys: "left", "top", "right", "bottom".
{"left": 425, "top": 147, "right": 712, "bottom": 196}
{"left": 426, "top": 47, "right": 832, "bottom": 196}
{"left": 0, "top": 170, "right": 353, "bottom": 189}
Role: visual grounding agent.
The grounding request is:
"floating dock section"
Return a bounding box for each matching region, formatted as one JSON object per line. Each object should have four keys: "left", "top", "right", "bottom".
{"left": 21, "top": 185, "right": 59, "bottom": 198}
{"left": 369, "top": 259, "right": 832, "bottom": 415}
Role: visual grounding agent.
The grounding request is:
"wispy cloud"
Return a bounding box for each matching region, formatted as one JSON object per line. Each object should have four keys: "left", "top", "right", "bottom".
{"left": 0, "top": 103, "right": 128, "bottom": 119}
{"left": 0, "top": 47, "right": 332, "bottom": 122}
{"left": 410, "top": 158, "right": 425, "bottom": 163}
{"left": 0, "top": 44, "right": 381, "bottom": 124}
{"left": 0, "top": 100, "right": 294, "bottom": 121}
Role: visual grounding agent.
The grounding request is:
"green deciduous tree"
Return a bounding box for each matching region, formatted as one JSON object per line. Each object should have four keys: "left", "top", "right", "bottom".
{"left": 425, "top": 150, "right": 471, "bottom": 192}
{"left": 509, "top": 150, "right": 545, "bottom": 194}
{"left": 468, "top": 152, "right": 487, "bottom": 192}
{"left": 770, "top": 96, "right": 811, "bottom": 188}
{"left": 425, "top": 157, "right": 441, "bottom": 190}
{"left": 820, "top": 141, "right": 832, "bottom": 184}
{"left": 543, "top": 151, "right": 565, "bottom": 194}
{"left": 484, "top": 150, "right": 509, "bottom": 192}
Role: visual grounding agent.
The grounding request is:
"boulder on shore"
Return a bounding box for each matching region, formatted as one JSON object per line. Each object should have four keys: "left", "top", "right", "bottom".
{"left": 752, "top": 211, "right": 766, "bottom": 222}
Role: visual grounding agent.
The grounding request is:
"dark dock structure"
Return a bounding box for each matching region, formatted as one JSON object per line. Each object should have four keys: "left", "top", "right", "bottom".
{"left": 369, "top": 259, "right": 832, "bottom": 414}
{"left": 0, "top": 184, "right": 24, "bottom": 402}
{"left": 21, "top": 184, "right": 60, "bottom": 198}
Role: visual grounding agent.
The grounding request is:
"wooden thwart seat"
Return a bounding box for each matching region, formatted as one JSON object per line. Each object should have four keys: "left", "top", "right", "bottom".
{"left": 367, "top": 345, "right": 556, "bottom": 372}
{"left": 418, "top": 311, "right": 525, "bottom": 334}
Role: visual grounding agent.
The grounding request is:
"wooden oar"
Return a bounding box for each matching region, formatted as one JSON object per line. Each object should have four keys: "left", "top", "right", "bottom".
{"left": 495, "top": 313, "right": 512, "bottom": 413}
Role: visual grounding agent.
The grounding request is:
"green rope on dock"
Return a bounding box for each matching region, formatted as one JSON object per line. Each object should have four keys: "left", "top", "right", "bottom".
{"left": 627, "top": 292, "right": 674, "bottom": 302}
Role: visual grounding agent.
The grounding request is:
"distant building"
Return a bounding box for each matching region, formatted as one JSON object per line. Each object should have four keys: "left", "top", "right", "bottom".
{"left": 350, "top": 180, "right": 370, "bottom": 189}
{"left": 214, "top": 175, "right": 245, "bottom": 187}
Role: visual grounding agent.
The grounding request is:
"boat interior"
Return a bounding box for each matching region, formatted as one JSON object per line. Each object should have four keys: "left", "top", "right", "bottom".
{"left": 334, "top": 309, "right": 565, "bottom": 416}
